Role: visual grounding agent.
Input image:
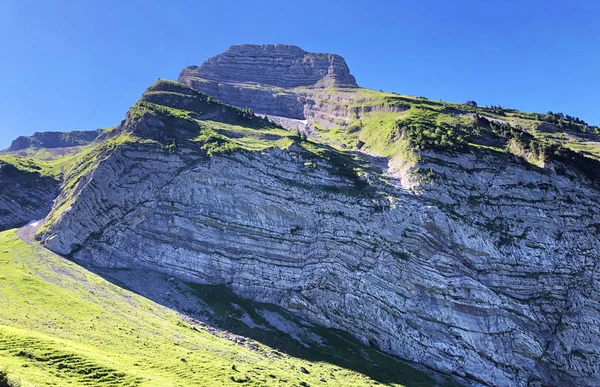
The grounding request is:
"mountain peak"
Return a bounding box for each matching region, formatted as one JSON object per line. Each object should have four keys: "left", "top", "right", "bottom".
{"left": 5, "top": 129, "right": 103, "bottom": 152}
{"left": 179, "top": 44, "right": 358, "bottom": 88}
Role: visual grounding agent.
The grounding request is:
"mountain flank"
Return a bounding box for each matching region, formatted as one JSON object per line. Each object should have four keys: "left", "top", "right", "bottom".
{"left": 1, "top": 44, "right": 599, "bottom": 387}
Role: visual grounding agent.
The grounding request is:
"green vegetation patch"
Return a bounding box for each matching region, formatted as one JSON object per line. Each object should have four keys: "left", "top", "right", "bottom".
{"left": 309, "top": 89, "right": 600, "bottom": 182}
{"left": 125, "top": 80, "right": 286, "bottom": 150}
{"left": 193, "top": 121, "right": 296, "bottom": 156}
{"left": 0, "top": 154, "right": 71, "bottom": 180}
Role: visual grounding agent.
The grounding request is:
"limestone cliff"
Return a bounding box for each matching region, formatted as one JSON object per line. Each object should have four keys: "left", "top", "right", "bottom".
{"left": 178, "top": 46, "right": 435, "bottom": 142}
{"left": 180, "top": 44, "right": 357, "bottom": 89}
{"left": 37, "top": 74, "right": 600, "bottom": 387}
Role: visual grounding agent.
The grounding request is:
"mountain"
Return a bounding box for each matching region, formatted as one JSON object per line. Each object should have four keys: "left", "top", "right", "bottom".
{"left": 5, "top": 129, "right": 103, "bottom": 152}
{"left": 0, "top": 81, "right": 451, "bottom": 387}
{"left": 2, "top": 44, "right": 600, "bottom": 387}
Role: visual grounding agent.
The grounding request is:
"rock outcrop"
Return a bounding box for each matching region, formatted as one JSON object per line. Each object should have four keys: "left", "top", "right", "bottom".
{"left": 39, "top": 80, "right": 600, "bottom": 387}
{"left": 180, "top": 44, "right": 357, "bottom": 89}
{"left": 178, "top": 45, "right": 373, "bottom": 130}
{"left": 6, "top": 129, "right": 102, "bottom": 152}
{"left": 0, "top": 162, "right": 59, "bottom": 231}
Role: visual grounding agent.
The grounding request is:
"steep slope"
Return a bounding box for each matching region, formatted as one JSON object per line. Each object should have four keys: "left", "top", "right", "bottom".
{"left": 0, "top": 160, "right": 59, "bottom": 231}
{"left": 0, "top": 130, "right": 107, "bottom": 231}
{"left": 1, "top": 227, "right": 445, "bottom": 386}
{"left": 35, "top": 71, "right": 600, "bottom": 387}
{"left": 178, "top": 44, "right": 369, "bottom": 129}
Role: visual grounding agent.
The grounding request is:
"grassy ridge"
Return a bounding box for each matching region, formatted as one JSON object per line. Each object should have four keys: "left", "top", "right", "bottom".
{"left": 0, "top": 153, "right": 75, "bottom": 180}
{"left": 308, "top": 88, "right": 600, "bottom": 181}
{"left": 0, "top": 229, "right": 451, "bottom": 386}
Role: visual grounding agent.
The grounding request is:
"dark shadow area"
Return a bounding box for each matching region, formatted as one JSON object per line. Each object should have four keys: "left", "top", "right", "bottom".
{"left": 0, "top": 162, "right": 58, "bottom": 233}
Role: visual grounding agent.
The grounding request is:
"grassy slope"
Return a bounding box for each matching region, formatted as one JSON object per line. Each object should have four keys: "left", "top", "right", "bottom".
{"left": 0, "top": 229, "right": 453, "bottom": 387}
{"left": 303, "top": 87, "right": 600, "bottom": 182}
{"left": 0, "top": 128, "right": 114, "bottom": 180}
{"left": 0, "top": 153, "right": 74, "bottom": 180}
{"left": 5, "top": 79, "right": 598, "bottom": 203}
{"left": 188, "top": 79, "right": 599, "bottom": 166}
{"left": 3, "top": 79, "right": 599, "bottom": 183}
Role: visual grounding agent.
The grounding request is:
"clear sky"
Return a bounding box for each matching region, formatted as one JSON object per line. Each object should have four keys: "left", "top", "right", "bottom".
{"left": 1, "top": 0, "right": 598, "bottom": 148}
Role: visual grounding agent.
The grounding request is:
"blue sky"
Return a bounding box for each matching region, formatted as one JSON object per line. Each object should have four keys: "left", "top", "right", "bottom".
{"left": 1, "top": 0, "right": 598, "bottom": 148}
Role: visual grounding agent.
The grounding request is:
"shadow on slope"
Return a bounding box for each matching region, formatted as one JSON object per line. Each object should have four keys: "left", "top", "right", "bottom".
{"left": 94, "top": 267, "right": 450, "bottom": 387}
{"left": 83, "top": 259, "right": 460, "bottom": 387}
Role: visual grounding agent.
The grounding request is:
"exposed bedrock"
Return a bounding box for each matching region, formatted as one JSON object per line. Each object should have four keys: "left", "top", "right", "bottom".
{"left": 41, "top": 135, "right": 600, "bottom": 387}
{"left": 179, "top": 76, "right": 406, "bottom": 132}
{"left": 180, "top": 79, "right": 308, "bottom": 120}
{"left": 32, "top": 45, "right": 600, "bottom": 387}
{"left": 180, "top": 44, "right": 358, "bottom": 89}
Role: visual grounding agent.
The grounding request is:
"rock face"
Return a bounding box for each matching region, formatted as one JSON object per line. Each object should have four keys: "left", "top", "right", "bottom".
{"left": 6, "top": 129, "right": 102, "bottom": 152}
{"left": 0, "top": 162, "right": 58, "bottom": 231}
{"left": 39, "top": 81, "right": 600, "bottom": 387}
{"left": 180, "top": 44, "right": 358, "bottom": 89}
{"left": 178, "top": 45, "right": 372, "bottom": 129}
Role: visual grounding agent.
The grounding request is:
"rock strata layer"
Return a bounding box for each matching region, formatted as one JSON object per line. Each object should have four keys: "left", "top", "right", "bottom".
{"left": 180, "top": 44, "right": 358, "bottom": 89}
{"left": 178, "top": 46, "right": 407, "bottom": 134}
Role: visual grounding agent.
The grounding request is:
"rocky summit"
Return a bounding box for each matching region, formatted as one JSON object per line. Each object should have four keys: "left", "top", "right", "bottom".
{"left": 2, "top": 45, "right": 600, "bottom": 387}
{"left": 180, "top": 44, "right": 358, "bottom": 89}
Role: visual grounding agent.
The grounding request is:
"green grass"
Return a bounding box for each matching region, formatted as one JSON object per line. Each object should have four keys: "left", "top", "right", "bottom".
{"left": 0, "top": 229, "right": 453, "bottom": 386}
{"left": 192, "top": 121, "right": 296, "bottom": 156}
{"left": 0, "top": 136, "right": 115, "bottom": 182}
{"left": 11, "top": 78, "right": 589, "bottom": 185}
{"left": 564, "top": 140, "right": 600, "bottom": 161}
{"left": 0, "top": 153, "right": 76, "bottom": 180}
{"left": 467, "top": 143, "right": 505, "bottom": 154}
{"left": 6, "top": 146, "right": 86, "bottom": 162}
{"left": 0, "top": 128, "right": 113, "bottom": 180}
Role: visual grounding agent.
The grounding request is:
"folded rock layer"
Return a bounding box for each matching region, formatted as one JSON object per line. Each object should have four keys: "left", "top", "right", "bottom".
{"left": 37, "top": 49, "right": 600, "bottom": 387}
